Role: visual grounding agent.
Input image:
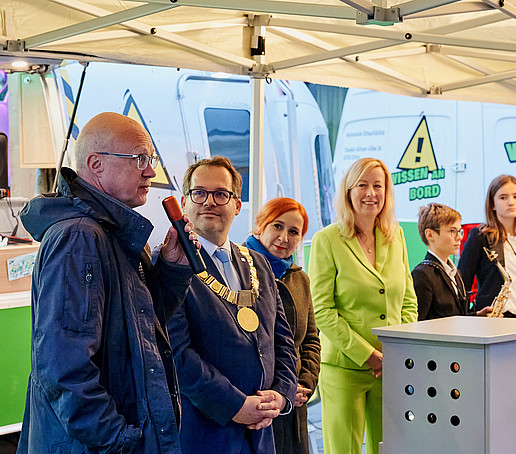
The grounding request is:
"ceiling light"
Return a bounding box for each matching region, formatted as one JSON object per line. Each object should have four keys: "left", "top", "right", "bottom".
{"left": 11, "top": 61, "right": 28, "bottom": 68}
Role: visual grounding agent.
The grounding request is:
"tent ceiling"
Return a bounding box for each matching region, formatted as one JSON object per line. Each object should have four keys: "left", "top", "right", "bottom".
{"left": 1, "top": 0, "right": 516, "bottom": 104}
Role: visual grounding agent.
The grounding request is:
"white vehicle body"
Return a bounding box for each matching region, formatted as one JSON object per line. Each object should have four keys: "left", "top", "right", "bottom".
{"left": 59, "top": 62, "right": 335, "bottom": 250}
{"left": 334, "top": 88, "right": 516, "bottom": 264}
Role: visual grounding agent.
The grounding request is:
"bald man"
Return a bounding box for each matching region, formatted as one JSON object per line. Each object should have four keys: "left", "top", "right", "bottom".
{"left": 17, "top": 112, "right": 193, "bottom": 454}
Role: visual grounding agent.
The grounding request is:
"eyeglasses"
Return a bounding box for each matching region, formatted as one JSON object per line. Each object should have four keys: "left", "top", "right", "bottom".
{"left": 96, "top": 152, "right": 160, "bottom": 170}
{"left": 187, "top": 189, "right": 235, "bottom": 206}
{"left": 435, "top": 227, "right": 464, "bottom": 239}
{"left": 448, "top": 228, "right": 464, "bottom": 239}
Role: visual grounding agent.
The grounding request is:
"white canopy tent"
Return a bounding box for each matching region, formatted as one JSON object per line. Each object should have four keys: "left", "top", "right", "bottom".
{"left": 1, "top": 0, "right": 516, "bottom": 104}
{"left": 1, "top": 0, "right": 516, "bottom": 221}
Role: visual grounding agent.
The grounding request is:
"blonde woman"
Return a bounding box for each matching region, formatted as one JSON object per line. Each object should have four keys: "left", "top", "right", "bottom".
{"left": 308, "top": 157, "right": 417, "bottom": 454}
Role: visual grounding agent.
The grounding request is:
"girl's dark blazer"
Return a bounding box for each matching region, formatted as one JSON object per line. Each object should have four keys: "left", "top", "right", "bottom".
{"left": 458, "top": 227, "right": 505, "bottom": 310}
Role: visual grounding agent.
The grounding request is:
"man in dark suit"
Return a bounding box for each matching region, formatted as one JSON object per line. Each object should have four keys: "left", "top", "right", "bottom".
{"left": 412, "top": 203, "right": 491, "bottom": 320}
{"left": 168, "top": 156, "right": 297, "bottom": 454}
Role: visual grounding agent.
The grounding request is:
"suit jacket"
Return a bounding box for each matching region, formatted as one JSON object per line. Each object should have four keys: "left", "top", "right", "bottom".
{"left": 168, "top": 242, "right": 297, "bottom": 454}
{"left": 308, "top": 223, "right": 418, "bottom": 370}
{"left": 412, "top": 252, "right": 469, "bottom": 320}
{"left": 458, "top": 227, "right": 504, "bottom": 310}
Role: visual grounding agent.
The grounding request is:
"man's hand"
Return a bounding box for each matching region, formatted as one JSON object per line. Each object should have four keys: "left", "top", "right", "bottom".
{"left": 160, "top": 214, "right": 199, "bottom": 264}
{"left": 233, "top": 390, "right": 287, "bottom": 430}
{"left": 232, "top": 394, "right": 280, "bottom": 426}
{"left": 295, "top": 385, "right": 312, "bottom": 407}
{"left": 366, "top": 349, "right": 383, "bottom": 378}
{"left": 246, "top": 390, "right": 286, "bottom": 430}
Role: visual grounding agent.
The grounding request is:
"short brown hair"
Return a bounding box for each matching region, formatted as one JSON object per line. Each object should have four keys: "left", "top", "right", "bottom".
{"left": 418, "top": 203, "right": 461, "bottom": 246}
{"left": 254, "top": 197, "right": 309, "bottom": 238}
{"left": 182, "top": 156, "right": 243, "bottom": 197}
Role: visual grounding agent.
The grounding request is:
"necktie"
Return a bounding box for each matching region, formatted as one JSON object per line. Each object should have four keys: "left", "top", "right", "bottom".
{"left": 214, "top": 248, "right": 240, "bottom": 291}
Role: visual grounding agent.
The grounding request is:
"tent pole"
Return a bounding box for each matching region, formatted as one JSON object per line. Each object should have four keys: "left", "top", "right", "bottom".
{"left": 249, "top": 17, "right": 266, "bottom": 231}
{"left": 52, "top": 62, "right": 88, "bottom": 191}
{"left": 249, "top": 76, "right": 265, "bottom": 231}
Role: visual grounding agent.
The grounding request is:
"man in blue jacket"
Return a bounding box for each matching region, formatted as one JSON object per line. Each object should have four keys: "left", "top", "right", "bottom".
{"left": 17, "top": 112, "right": 194, "bottom": 453}
{"left": 169, "top": 156, "right": 297, "bottom": 454}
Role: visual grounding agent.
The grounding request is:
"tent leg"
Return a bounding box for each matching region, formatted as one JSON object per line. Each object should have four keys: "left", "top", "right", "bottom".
{"left": 249, "top": 77, "right": 265, "bottom": 230}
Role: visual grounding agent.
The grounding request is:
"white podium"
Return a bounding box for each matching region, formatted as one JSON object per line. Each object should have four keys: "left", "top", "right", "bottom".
{"left": 372, "top": 316, "right": 516, "bottom": 454}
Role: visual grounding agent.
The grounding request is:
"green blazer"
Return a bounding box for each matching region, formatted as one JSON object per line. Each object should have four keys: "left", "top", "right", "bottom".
{"left": 308, "top": 222, "right": 418, "bottom": 370}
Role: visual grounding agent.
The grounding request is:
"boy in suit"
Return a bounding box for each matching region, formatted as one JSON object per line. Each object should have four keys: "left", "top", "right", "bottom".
{"left": 412, "top": 203, "right": 491, "bottom": 320}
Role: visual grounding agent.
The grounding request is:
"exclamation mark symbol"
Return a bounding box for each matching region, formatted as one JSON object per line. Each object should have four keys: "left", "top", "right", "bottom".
{"left": 416, "top": 137, "right": 424, "bottom": 163}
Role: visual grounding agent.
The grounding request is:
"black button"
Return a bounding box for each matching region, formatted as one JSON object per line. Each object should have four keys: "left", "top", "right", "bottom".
{"left": 164, "top": 350, "right": 172, "bottom": 358}
{"left": 379, "top": 289, "right": 385, "bottom": 294}
{"left": 380, "top": 314, "right": 386, "bottom": 320}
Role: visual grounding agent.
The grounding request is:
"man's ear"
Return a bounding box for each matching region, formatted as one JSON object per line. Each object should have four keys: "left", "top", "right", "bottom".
{"left": 425, "top": 228, "right": 436, "bottom": 244}
{"left": 86, "top": 153, "right": 103, "bottom": 174}
{"left": 181, "top": 195, "right": 186, "bottom": 211}
{"left": 234, "top": 197, "right": 242, "bottom": 216}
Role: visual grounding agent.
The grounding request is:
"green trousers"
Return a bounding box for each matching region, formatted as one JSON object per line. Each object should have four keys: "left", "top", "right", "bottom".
{"left": 319, "top": 363, "right": 382, "bottom": 454}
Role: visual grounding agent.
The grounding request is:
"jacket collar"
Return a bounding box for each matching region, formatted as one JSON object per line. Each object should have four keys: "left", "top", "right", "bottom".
{"left": 60, "top": 167, "right": 153, "bottom": 265}
{"left": 424, "top": 251, "right": 467, "bottom": 307}
{"left": 337, "top": 221, "right": 390, "bottom": 281}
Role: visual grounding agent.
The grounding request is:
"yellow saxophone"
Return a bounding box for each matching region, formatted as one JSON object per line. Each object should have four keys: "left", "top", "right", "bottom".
{"left": 484, "top": 247, "right": 512, "bottom": 318}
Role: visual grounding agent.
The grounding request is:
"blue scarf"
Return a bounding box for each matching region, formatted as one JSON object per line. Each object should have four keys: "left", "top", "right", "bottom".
{"left": 245, "top": 235, "right": 293, "bottom": 279}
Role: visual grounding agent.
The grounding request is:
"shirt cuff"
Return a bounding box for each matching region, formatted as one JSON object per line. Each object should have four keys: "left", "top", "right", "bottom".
{"left": 279, "top": 395, "right": 293, "bottom": 415}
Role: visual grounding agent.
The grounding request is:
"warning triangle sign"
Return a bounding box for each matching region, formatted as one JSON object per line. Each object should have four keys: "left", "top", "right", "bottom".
{"left": 122, "top": 91, "right": 177, "bottom": 190}
{"left": 505, "top": 141, "right": 516, "bottom": 163}
{"left": 397, "top": 116, "right": 438, "bottom": 172}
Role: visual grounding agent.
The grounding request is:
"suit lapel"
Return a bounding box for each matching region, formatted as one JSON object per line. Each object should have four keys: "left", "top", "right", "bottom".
{"left": 490, "top": 235, "right": 505, "bottom": 267}
{"left": 374, "top": 229, "right": 389, "bottom": 275}
{"left": 455, "top": 271, "right": 467, "bottom": 310}
{"left": 231, "top": 242, "right": 251, "bottom": 290}
{"left": 344, "top": 228, "right": 385, "bottom": 283}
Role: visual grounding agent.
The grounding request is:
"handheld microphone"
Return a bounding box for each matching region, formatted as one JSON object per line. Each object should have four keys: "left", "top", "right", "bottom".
{"left": 162, "top": 196, "right": 206, "bottom": 274}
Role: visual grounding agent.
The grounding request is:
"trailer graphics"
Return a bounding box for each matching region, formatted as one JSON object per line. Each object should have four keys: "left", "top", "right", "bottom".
{"left": 334, "top": 88, "right": 516, "bottom": 267}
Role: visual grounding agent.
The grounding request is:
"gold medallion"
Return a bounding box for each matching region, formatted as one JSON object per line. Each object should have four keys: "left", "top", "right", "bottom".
{"left": 237, "top": 307, "right": 259, "bottom": 332}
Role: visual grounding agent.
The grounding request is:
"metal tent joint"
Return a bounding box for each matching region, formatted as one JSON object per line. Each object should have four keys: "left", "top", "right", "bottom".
{"left": 247, "top": 14, "right": 272, "bottom": 27}
{"left": 356, "top": 6, "right": 402, "bottom": 26}
{"left": 6, "top": 40, "right": 26, "bottom": 52}
{"left": 428, "top": 85, "right": 443, "bottom": 95}
{"left": 248, "top": 64, "right": 274, "bottom": 78}
{"left": 426, "top": 44, "right": 442, "bottom": 53}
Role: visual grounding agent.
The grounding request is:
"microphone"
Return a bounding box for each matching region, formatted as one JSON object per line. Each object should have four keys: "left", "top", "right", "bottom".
{"left": 162, "top": 196, "right": 206, "bottom": 274}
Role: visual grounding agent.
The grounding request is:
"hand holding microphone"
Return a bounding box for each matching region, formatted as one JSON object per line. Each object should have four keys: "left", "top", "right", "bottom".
{"left": 162, "top": 196, "right": 206, "bottom": 273}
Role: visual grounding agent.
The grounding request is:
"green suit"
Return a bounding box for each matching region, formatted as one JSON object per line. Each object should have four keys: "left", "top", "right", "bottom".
{"left": 308, "top": 222, "right": 417, "bottom": 454}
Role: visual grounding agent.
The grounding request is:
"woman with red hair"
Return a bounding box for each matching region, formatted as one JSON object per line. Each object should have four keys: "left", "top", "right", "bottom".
{"left": 245, "top": 197, "right": 320, "bottom": 454}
